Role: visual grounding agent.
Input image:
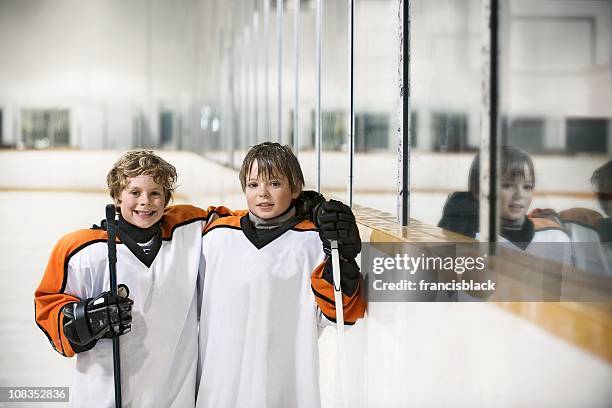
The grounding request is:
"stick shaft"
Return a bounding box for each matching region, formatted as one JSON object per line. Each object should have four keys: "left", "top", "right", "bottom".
{"left": 330, "top": 240, "right": 349, "bottom": 407}
{"left": 112, "top": 338, "right": 121, "bottom": 407}
{"left": 330, "top": 241, "right": 344, "bottom": 327}
{"left": 105, "top": 205, "right": 122, "bottom": 408}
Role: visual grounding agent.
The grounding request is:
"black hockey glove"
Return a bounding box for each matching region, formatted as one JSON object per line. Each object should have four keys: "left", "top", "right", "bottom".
{"left": 314, "top": 199, "right": 361, "bottom": 260}
{"left": 322, "top": 258, "right": 361, "bottom": 296}
{"left": 294, "top": 190, "right": 326, "bottom": 219}
{"left": 63, "top": 284, "right": 133, "bottom": 349}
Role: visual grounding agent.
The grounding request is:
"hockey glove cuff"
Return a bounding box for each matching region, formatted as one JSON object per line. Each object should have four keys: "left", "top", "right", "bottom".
{"left": 322, "top": 258, "right": 361, "bottom": 296}
{"left": 63, "top": 284, "right": 133, "bottom": 349}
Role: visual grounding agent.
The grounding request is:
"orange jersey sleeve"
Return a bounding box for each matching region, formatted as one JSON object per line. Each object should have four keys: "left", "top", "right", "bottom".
{"left": 35, "top": 229, "right": 108, "bottom": 357}
{"left": 311, "top": 260, "right": 366, "bottom": 325}
{"left": 160, "top": 204, "right": 247, "bottom": 235}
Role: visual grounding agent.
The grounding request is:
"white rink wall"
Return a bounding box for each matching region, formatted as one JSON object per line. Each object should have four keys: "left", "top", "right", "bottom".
{"left": 0, "top": 150, "right": 247, "bottom": 210}
{"left": 0, "top": 150, "right": 611, "bottom": 407}
{"left": 1, "top": 149, "right": 607, "bottom": 225}
{"left": 1, "top": 150, "right": 605, "bottom": 194}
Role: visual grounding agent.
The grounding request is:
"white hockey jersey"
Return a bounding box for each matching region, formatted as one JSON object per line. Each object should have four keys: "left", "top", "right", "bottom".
{"left": 35, "top": 205, "right": 234, "bottom": 408}
{"left": 196, "top": 215, "right": 365, "bottom": 408}
{"left": 467, "top": 217, "right": 572, "bottom": 301}
{"left": 499, "top": 218, "right": 571, "bottom": 265}
{"left": 476, "top": 217, "right": 571, "bottom": 265}
{"left": 560, "top": 208, "right": 612, "bottom": 276}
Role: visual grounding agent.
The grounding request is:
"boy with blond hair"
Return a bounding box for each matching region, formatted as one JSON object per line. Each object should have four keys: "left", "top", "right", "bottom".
{"left": 196, "top": 142, "right": 366, "bottom": 408}
{"left": 35, "top": 150, "right": 235, "bottom": 407}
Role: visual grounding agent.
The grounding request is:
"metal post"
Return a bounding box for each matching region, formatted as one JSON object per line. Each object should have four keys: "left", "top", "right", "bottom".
{"left": 144, "top": 0, "right": 152, "bottom": 148}
{"left": 241, "top": 5, "right": 246, "bottom": 152}
{"left": 315, "top": 0, "right": 322, "bottom": 192}
{"left": 479, "top": 0, "right": 499, "bottom": 242}
{"left": 244, "top": 25, "right": 250, "bottom": 151}
{"left": 253, "top": 9, "right": 259, "bottom": 144}
{"left": 229, "top": 16, "right": 237, "bottom": 166}
{"left": 398, "top": 0, "right": 410, "bottom": 226}
{"left": 277, "top": 0, "right": 283, "bottom": 142}
{"left": 489, "top": 0, "right": 499, "bottom": 242}
{"left": 347, "top": 0, "right": 355, "bottom": 207}
{"left": 294, "top": 0, "right": 300, "bottom": 154}
{"left": 264, "top": 0, "right": 271, "bottom": 140}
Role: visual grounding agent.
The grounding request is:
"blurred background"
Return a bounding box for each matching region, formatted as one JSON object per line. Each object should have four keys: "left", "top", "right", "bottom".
{"left": 0, "top": 0, "right": 610, "bottom": 407}
{"left": 1, "top": 0, "right": 610, "bottom": 221}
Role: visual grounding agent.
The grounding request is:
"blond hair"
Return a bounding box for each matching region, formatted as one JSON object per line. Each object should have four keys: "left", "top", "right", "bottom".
{"left": 107, "top": 150, "right": 177, "bottom": 205}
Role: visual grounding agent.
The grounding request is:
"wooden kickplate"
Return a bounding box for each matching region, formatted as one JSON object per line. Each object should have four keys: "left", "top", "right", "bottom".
{"left": 494, "top": 302, "right": 612, "bottom": 363}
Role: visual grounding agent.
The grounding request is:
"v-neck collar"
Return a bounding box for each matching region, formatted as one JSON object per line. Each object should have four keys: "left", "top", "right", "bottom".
{"left": 240, "top": 214, "right": 306, "bottom": 249}
{"left": 117, "top": 226, "right": 162, "bottom": 267}
{"left": 501, "top": 218, "right": 535, "bottom": 250}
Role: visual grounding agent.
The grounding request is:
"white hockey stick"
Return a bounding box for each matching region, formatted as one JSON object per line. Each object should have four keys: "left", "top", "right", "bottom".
{"left": 330, "top": 240, "right": 349, "bottom": 408}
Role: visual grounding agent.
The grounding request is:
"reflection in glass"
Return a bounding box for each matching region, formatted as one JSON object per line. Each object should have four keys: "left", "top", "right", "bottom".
{"left": 497, "top": 0, "right": 612, "bottom": 275}
{"left": 410, "top": 0, "right": 483, "bottom": 226}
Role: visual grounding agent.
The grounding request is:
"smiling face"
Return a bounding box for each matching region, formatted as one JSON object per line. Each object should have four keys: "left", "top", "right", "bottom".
{"left": 245, "top": 160, "right": 300, "bottom": 219}
{"left": 115, "top": 175, "right": 166, "bottom": 228}
{"left": 500, "top": 164, "right": 534, "bottom": 223}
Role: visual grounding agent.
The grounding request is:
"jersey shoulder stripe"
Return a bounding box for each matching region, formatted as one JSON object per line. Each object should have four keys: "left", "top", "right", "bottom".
{"left": 35, "top": 230, "right": 105, "bottom": 357}
{"left": 161, "top": 205, "right": 209, "bottom": 239}
{"left": 52, "top": 230, "right": 109, "bottom": 293}
{"left": 559, "top": 207, "right": 603, "bottom": 231}
{"left": 293, "top": 219, "right": 317, "bottom": 231}
{"left": 531, "top": 217, "right": 565, "bottom": 232}
{"left": 203, "top": 215, "right": 243, "bottom": 234}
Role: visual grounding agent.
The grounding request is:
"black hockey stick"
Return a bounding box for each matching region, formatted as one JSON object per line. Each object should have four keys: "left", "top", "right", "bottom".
{"left": 105, "top": 204, "right": 122, "bottom": 408}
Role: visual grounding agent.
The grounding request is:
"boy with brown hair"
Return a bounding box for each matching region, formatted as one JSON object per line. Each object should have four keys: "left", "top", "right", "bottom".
{"left": 35, "top": 149, "right": 235, "bottom": 407}
{"left": 196, "top": 142, "right": 366, "bottom": 408}
{"left": 559, "top": 160, "right": 612, "bottom": 276}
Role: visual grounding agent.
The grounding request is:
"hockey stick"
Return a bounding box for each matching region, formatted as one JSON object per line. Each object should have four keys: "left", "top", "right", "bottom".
{"left": 105, "top": 204, "right": 122, "bottom": 408}
{"left": 330, "top": 240, "right": 349, "bottom": 408}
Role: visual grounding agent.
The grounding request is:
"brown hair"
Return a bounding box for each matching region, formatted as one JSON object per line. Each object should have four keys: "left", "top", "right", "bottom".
{"left": 106, "top": 149, "right": 177, "bottom": 205}
{"left": 239, "top": 142, "right": 304, "bottom": 193}
{"left": 468, "top": 146, "right": 535, "bottom": 196}
{"left": 591, "top": 160, "right": 612, "bottom": 194}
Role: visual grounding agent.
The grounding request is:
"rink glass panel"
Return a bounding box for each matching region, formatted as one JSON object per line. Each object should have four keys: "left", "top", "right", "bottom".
{"left": 499, "top": 0, "right": 612, "bottom": 221}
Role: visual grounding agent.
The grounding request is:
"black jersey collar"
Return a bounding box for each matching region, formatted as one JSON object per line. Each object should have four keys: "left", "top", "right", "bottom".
{"left": 117, "top": 215, "right": 161, "bottom": 243}
{"left": 117, "top": 218, "right": 163, "bottom": 267}
{"left": 93, "top": 216, "right": 163, "bottom": 267}
{"left": 500, "top": 218, "right": 535, "bottom": 250}
{"left": 240, "top": 214, "right": 306, "bottom": 249}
